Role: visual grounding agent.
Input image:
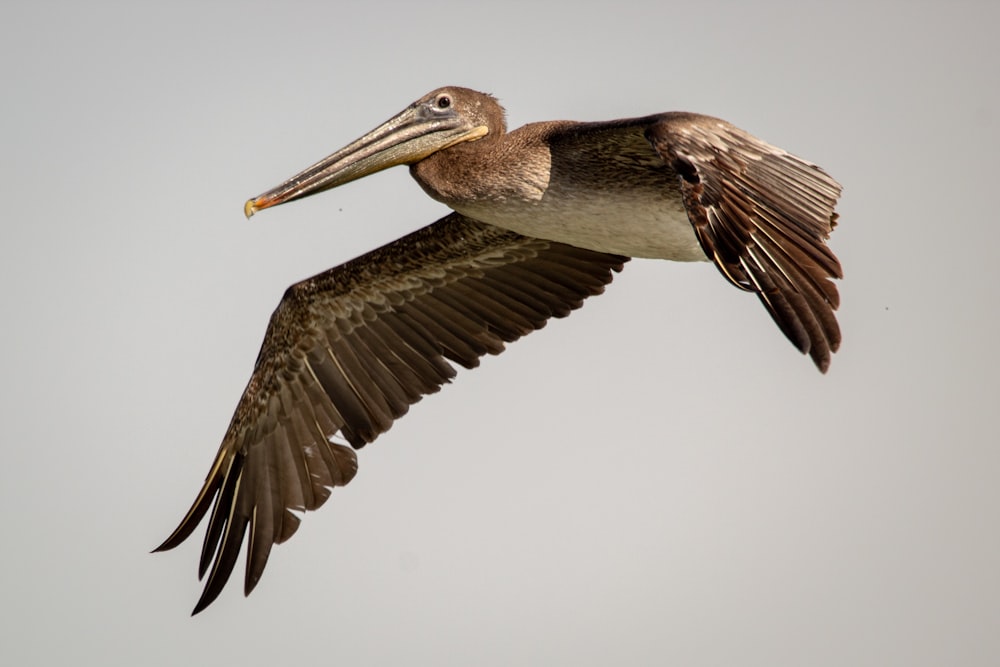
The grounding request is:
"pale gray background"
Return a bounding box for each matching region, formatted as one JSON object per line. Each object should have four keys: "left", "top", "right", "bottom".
{"left": 2, "top": 1, "right": 997, "bottom": 665}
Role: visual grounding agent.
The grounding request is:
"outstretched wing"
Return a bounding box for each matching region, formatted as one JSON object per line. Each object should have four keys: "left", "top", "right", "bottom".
{"left": 645, "top": 114, "right": 843, "bottom": 371}
{"left": 156, "top": 213, "right": 626, "bottom": 613}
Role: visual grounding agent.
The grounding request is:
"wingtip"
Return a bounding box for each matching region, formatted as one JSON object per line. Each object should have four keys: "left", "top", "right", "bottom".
{"left": 153, "top": 528, "right": 189, "bottom": 554}
{"left": 191, "top": 570, "right": 229, "bottom": 615}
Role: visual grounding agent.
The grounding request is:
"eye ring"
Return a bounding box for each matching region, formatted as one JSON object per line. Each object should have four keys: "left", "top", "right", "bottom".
{"left": 436, "top": 95, "right": 451, "bottom": 109}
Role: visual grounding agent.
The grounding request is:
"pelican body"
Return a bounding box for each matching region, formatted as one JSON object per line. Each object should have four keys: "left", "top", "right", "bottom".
{"left": 159, "top": 87, "right": 843, "bottom": 613}
{"left": 414, "top": 118, "right": 701, "bottom": 260}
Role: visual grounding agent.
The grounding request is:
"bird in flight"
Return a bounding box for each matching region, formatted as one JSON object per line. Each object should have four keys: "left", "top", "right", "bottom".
{"left": 156, "top": 86, "right": 842, "bottom": 614}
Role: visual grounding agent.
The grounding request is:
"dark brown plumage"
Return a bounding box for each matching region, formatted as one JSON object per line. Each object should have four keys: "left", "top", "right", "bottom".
{"left": 645, "top": 115, "right": 842, "bottom": 370}
{"left": 157, "top": 87, "right": 842, "bottom": 614}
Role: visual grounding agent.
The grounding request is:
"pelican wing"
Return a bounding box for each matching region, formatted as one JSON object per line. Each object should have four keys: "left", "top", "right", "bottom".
{"left": 645, "top": 114, "right": 843, "bottom": 371}
{"left": 156, "top": 213, "right": 626, "bottom": 613}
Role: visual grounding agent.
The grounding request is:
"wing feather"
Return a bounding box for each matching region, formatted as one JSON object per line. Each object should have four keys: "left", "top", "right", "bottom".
{"left": 646, "top": 113, "right": 842, "bottom": 371}
{"left": 156, "top": 213, "right": 626, "bottom": 613}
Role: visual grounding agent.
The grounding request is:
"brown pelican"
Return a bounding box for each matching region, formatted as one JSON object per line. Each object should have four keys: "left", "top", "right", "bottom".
{"left": 156, "top": 87, "right": 842, "bottom": 614}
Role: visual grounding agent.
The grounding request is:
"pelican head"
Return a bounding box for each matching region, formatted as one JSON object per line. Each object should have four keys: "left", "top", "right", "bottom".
{"left": 244, "top": 87, "right": 499, "bottom": 217}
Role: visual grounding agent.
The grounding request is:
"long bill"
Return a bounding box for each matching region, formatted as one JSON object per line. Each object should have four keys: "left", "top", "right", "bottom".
{"left": 244, "top": 103, "right": 487, "bottom": 218}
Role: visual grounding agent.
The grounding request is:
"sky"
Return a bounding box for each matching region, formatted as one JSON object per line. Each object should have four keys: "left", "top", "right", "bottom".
{"left": 2, "top": 1, "right": 998, "bottom": 665}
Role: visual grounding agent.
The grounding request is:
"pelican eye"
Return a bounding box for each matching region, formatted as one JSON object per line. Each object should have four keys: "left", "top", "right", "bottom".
{"left": 436, "top": 95, "right": 451, "bottom": 109}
